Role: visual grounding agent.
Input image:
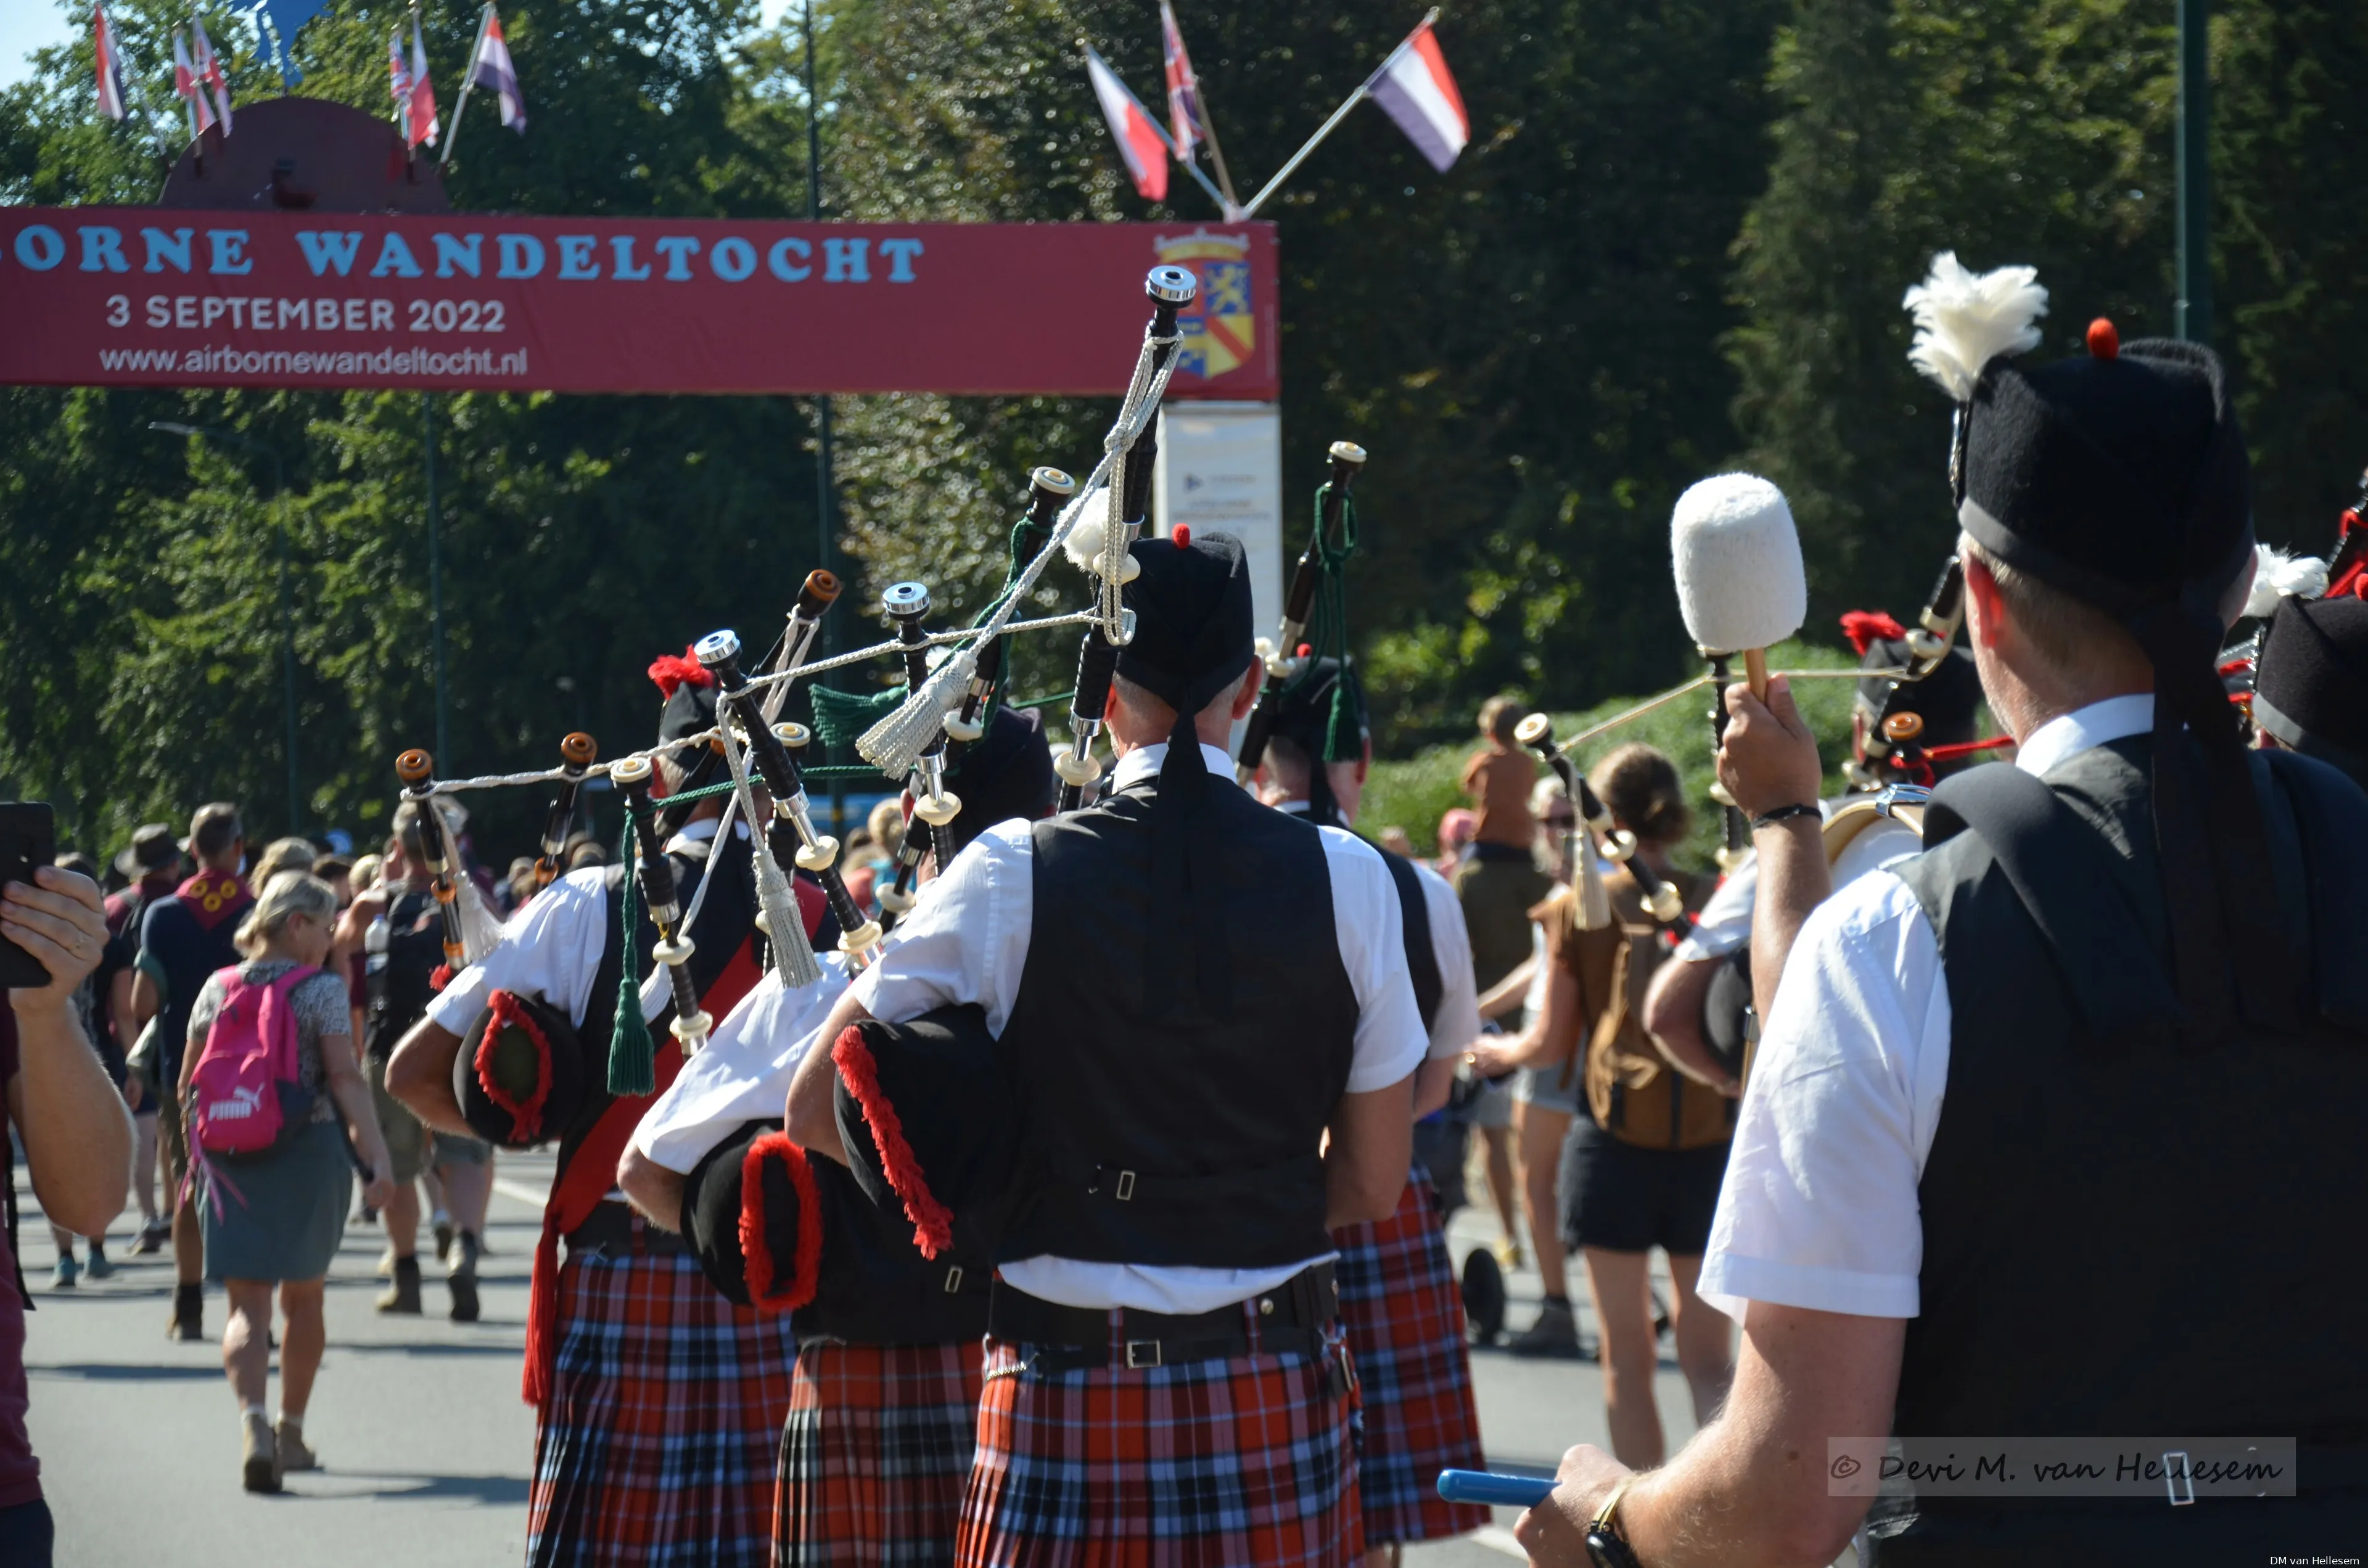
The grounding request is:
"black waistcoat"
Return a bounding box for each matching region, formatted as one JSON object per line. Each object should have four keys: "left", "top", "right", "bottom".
{"left": 993, "top": 778, "right": 1358, "bottom": 1269}
{"left": 1872, "top": 736, "right": 2368, "bottom": 1566}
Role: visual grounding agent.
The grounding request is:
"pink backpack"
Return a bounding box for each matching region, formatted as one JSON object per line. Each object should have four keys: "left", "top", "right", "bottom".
{"left": 188, "top": 965, "right": 321, "bottom": 1157}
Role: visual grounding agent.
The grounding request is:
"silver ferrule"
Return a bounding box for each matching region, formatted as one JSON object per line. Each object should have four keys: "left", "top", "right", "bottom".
{"left": 781, "top": 795, "right": 826, "bottom": 852}
{"left": 918, "top": 751, "right": 948, "bottom": 802}
{"left": 1069, "top": 718, "right": 1103, "bottom": 756}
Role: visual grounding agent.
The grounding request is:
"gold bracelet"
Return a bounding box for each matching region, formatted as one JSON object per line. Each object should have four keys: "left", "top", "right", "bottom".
{"left": 1593, "top": 1473, "right": 1636, "bottom": 1533}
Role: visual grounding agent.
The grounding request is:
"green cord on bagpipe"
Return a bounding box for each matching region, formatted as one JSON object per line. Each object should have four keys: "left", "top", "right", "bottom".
{"left": 1296, "top": 475, "right": 1365, "bottom": 768}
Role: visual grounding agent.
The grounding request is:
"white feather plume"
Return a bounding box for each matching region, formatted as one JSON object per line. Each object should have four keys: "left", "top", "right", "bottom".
{"left": 1902, "top": 252, "right": 2050, "bottom": 401}
{"left": 2243, "top": 543, "right": 2329, "bottom": 620}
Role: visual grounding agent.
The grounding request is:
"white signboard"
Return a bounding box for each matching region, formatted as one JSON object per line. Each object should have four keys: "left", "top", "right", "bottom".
{"left": 1153, "top": 401, "right": 1285, "bottom": 642}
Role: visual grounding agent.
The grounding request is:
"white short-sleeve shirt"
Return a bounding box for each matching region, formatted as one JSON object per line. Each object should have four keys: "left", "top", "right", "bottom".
{"left": 849, "top": 741, "right": 1431, "bottom": 1313}
{"left": 424, "top": 820, "right": 734, "bottom": 1036}
{"left": 1696, "top": 695, "right": 2155, "bottom": 1321}
{"left": 628, "top": 956, "right": 853, "bottom": 1175}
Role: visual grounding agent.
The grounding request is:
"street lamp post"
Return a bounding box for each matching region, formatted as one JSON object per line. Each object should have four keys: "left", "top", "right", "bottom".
{"left": 2175, "top": 0, "right": 2213, "bottom": 344}
{"left": 150, "top": 421, "right": 302, "bottom": 831}
{"left": 805, "top": 0, "right": 845, "bottom": 834}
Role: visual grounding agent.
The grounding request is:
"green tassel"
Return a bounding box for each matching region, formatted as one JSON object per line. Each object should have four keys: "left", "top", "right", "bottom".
{"left": 808, "top": 682, "right": 908, "bottom": 749}
{"left": 607, "top": 979, "right": 656, "bottom": 1097}
{"left": 606, "top": 806, "right": 657, "bottom": 1097}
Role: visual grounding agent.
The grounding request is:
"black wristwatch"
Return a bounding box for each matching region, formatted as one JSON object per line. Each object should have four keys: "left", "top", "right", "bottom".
{"left": 1585, "top": 1478, "right": 1644, "bottom": 1568}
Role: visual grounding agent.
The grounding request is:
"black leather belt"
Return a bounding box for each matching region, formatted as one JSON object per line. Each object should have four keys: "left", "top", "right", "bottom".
{"left": 988, "top": 1262, "right": 1342, "bottom": 1376}
{"left": 564, "top": 1200, "right": 690, "bottom": 1261}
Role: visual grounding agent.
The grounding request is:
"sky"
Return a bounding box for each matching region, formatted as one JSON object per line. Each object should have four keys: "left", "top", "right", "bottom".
{"left": 1, "top": 2, "right": 77, "bottom": 91}
{"left": 0, "top": 1, "right": 804, "bottom": 93}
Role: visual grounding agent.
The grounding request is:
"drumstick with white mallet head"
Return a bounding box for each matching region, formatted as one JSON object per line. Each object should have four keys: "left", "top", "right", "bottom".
{"left": 1671, "top": 472, "right": 1808, "bottom": 845}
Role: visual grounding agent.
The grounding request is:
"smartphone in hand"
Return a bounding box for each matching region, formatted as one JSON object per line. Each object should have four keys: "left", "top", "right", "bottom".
{"left": 0, "top": 802, "right": 59, "bottom": 989}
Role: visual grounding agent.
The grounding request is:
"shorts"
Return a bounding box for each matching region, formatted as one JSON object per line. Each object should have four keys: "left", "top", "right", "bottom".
{"left": 1514, "top": 1062, "right": 1582, "bottom": 1117}
{"left": 369, "top": 1054, "right": 430, "bottom": 1184}
{"left": 1466, "top": 1073, "right": 1513, "bottom": 1130}
{"left": 1557, "top": 1116, "right": 1729, "bottom": 1257}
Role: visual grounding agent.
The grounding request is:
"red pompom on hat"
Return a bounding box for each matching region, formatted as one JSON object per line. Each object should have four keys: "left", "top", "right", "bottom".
{"left": 1838, "top": 609, "right": 1910, "bottom": 657}
{"left": 2086, "top": 317, "right": 2119, "bottom": 359}
{"left": 1171, "top": 523, "right": 1192, "bottom": 546}
{"left": 646, "top": 644, "right": 714, "bottom": 700}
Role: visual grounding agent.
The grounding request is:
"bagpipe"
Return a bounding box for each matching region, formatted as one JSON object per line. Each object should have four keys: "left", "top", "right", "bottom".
{"left": 382, "top": 263, "right": 1209, "bottom": 1094}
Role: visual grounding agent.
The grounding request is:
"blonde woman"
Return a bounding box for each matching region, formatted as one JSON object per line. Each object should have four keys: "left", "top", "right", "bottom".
{"left": 247, "top": 835, "right": 317, "bottom": 892}
{"left": 179, "top": 872, "right": 394, "bottom": 1493}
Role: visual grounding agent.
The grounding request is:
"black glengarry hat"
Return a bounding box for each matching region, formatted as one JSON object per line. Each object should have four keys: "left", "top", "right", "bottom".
{"left": 1906, "top": 252, "right": 2285, "bottom": 1041}
{"left": 2253, "top": 592, "right": 2368, "bottom": 789}
{"left": 1267, "top": 655, "right": 1368, "bottom": 829}
{"left": 943, "top": 705, "right": 1056, "bottom": 858}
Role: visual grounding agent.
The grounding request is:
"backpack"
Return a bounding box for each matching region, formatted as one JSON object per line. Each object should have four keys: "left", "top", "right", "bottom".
{"left": 1572, "top": 867, "right": 1733, "bottom": 1152}
{"left": 188, "top": 965, "right": 319, "bottom": 1157}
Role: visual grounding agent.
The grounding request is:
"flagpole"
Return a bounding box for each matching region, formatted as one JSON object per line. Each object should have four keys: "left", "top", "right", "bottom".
{"left": 1080, "top": 41, "right": 1231, "bottom": 217}
{"left": 442, "top": 1, "right": 493, "bottom": 166}
{"left": 1237, "top": 6, "right": 1436, "bottom": 220}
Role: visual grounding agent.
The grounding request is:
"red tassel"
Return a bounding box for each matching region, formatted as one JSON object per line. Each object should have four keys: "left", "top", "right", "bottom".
{"left": 475, "top": 989, "right": 554, "bottom": 1144}
{"left": 2087, "top": 318, "right": 2119, "bottom": 359}
{"left": 830, "top": 1025, "right": 955, "bottom": 1259}
{"left": 646, "top": 644, "right": 715, "bottom": 700}
{"left": 520, "top": 1207, "right": 562, "bottom": 1407}
{"left": 739, "top": 1131, "right": 822, "bottom": 1311}
{"left": 1838, "top": 609, "right": 1910, "bottom": 656}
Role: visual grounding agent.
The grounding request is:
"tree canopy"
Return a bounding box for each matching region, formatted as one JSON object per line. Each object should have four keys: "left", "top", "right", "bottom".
{"left": 3, "top": 0, "right": 2364, "bottom": 866}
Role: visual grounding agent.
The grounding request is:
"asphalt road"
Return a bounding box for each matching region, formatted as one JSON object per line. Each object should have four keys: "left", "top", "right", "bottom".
{"left": 17, "top": 1152, "right": 1712, "bottom": 1567}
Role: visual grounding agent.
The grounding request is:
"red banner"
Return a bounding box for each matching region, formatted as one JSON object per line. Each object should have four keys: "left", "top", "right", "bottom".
{"left": 0, "top": 209, "right": 1276, "bottom": 399}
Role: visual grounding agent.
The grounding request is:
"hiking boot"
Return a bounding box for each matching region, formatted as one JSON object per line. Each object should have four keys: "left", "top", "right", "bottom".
{"left": 241, "top": 1413, "right": 281, "bottom": 1493}
{"left": 168, "top": 1283, "right": 204, "bottom": 1341}
{"left": 274, "top": 1417, "right": 317, "bottom": 1472}
{"left": 446, "top": 1231, "right": 480, "bottom": 1323}
{"left": 49, "top": 1255, "right": 76, "bottom": 1291}
{"left": 133, "top": 1220, "right": 169, "bottom": 1255}
{"left": 83, "top": 1245, "right": 114, "bottom": 1281}
{"left": 1508, "top": 1297, "right": 1584, "bottom": 1359}
{"left": 432, "top": 1217, "right": 454, "bottom": 1263}
{"left": 376, "top": 1256, "right": 422, "bottom": 1315}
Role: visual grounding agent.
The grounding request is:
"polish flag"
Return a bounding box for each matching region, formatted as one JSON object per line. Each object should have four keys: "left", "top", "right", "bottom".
{"left": 1369, "top": 17, "right": 1466, "bottom": 173}
{"left": 470, "top": 7, "right": 527, "bottom": 132}
{"left": 93, "top": 2, "right": 128, "bottom": 122}
{"left": 191, "top": 14, "right": 232, "bottom": 135}
{"left": 398, "top": 13, "right": 438, "bottom": 148}
{"left": 1082, "top": 43, "right": 1168, "bottom": 202}
{"left": 172, "top": 30, "right": 216, "bottom": 136}
{"left": 1158, "top": 1, "right": 1204, "bottom": 158}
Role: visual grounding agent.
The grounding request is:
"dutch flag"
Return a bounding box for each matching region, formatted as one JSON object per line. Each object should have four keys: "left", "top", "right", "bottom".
{"left": 1082, "top": 43, "right": 1169, "bottom": 203}
{"left": 92, "top": 1, "right": 128, "bottom": 123}
{"left": 470, "top": 6, "right": 526, "bottom": 133}
{"left": 1368, "top": 16, "right": 1467, "bottom": 173}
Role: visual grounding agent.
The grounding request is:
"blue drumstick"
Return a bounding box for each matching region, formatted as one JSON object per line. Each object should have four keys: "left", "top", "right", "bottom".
{"left": 1436, "top": 1469, "right": 1557, "bottom": 1507}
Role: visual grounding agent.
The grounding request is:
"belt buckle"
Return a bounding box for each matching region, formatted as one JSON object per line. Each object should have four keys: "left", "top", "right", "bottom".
{"left": 944, "top": 1265, "right": 964, "bottom": 1294}
{"left": 1124, "top": 1339, "right": 1162, "bottom": 1369}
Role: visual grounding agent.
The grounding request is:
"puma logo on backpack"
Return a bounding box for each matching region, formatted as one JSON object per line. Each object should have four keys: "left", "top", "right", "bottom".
{"left": 187, "top": 966, "right": 319, "bottom": 1157}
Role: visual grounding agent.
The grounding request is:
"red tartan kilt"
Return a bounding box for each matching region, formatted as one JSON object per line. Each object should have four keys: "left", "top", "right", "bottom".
{"left": 957, "top": 1307, "right": 1362, "bottom": 1568}
{"left": 1331, "top": 1172, "right": 1490, "bottom": 1544}
{"left": 776, "top": 1339, "right": 986, "bottom": 1566}
{"left": 527, "top": 1246, "right": 800, "bottom": 1568}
